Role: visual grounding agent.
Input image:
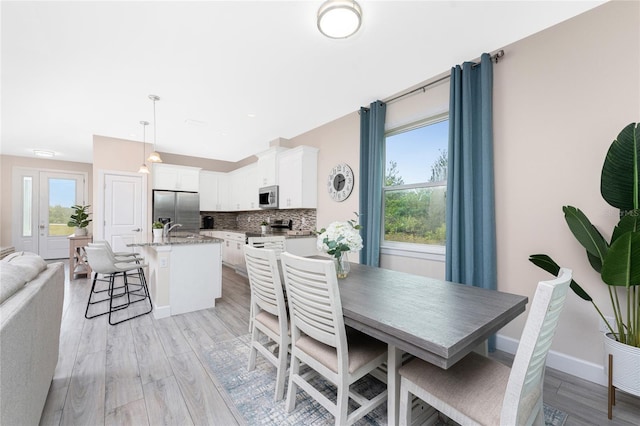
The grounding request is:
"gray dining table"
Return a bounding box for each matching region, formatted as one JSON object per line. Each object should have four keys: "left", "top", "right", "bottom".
{"left": 336, "top": 261, "right": 528, "bottom": 426}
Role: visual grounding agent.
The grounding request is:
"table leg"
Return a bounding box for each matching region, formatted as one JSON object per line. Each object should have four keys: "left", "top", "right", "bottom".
{"left": 387, "top": 344, "right": 402, "bottom": 426}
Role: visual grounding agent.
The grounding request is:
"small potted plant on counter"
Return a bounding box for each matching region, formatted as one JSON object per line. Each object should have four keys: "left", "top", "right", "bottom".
{"left": 260, "top": 221, "right": 269, "bottom": 234}
{"left": 67, "top": 204, "right": 92, "bottom": 236}
{"left": 152, "top": 221, "right": 164, "bottom": 240}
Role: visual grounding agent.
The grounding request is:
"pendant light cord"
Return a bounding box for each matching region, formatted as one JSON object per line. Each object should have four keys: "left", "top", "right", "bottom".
{"left": 152, "top": 98, "right": 157, "bottom": 151}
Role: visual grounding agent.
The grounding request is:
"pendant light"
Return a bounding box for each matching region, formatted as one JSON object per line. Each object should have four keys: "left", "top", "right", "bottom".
{"left": 147, "top": 94, "right": 163, "bottom": 163}
{"left": 137, "top": 120, "right": 150, "bottom": 174}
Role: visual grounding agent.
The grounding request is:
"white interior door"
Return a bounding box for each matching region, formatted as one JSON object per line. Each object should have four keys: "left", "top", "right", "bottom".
{"left": 104, "top": 173, "right": 145, "bottom": 253}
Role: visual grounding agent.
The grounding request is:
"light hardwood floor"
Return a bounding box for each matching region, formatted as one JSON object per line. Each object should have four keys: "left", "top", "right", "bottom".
{"left": 40, "top": 262, "right": 639, "bottom": 425}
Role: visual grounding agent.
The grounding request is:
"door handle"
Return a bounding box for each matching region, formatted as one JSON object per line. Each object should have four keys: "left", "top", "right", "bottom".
{"left": 132, "top": 228, "right": 141, "bottom": 232}
{"left": 39, "top": 225, "right": 46, "bottom": 229}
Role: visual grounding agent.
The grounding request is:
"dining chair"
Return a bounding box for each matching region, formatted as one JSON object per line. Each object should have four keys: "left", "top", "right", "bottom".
{"left": 246, "top": 235, "right": 286, "bottom": 332}
{"left": 398, "top": 268, "right": 573, "bottom": 426}
{"left": 247, "top": 235, "right": 286, "bottom": 258}
{"left": 243, "top": 245, "right": 290, "bottom": 401}
{"left": 280, "top": 252, "right": 388, "bottom": 425}
{"left": 84, "top": 245, "right": 153, "bottom": 325}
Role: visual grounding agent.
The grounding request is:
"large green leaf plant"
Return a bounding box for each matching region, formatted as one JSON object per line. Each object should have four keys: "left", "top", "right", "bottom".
{"left": 67, "top": 204, "right": 92, "bottom": 229}
{"left": 530, "top": 123, "right": 640, "bottom": 348}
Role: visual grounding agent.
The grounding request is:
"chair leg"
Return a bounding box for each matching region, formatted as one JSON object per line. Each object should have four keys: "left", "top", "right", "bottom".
{"left": 108, "top": 270, "right": 153, "bottom": 326}
{"left": 336, "top": 377, "right": 349, "bottom": 426}
{"left": 274, "top": 339, "right": 288, "bottom": 401}
{"left": 86, "top": 272, "right": 119, "bottom": 319}
{"left": 533, "top": 398, "right": 544, "bottom": 426}
{"left": 285, "top": 353, "right": 300, "bottom": 412}
{"left": 399, "top": 378, "right": 411, "bottom": 426}
{"left": 85, "top": 272, "right": 101, "bottom": 319}
{"left": 247, "top": 325, "right": 258, "bottom": 371}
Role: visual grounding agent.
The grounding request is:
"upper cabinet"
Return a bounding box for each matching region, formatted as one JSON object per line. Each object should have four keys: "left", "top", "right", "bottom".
{"left": 278, "top": 146, "right": 319, "bottom": 209}
{"left": 228, "top": 163, "right": 258, "bottom": 211}
{"left": 153, "top": 164, "right": 201, "bottom": 192}
{"left": 197, "top": 145, "right": 318, "bottom": 212}
{"left": 199, "top": 171, "right": 228, "bottom": 211}
{"left": 255, "top": 147, "right": 287, "bottom": 188}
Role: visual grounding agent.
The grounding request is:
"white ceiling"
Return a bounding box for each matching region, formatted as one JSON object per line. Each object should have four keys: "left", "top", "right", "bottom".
{"left": 1, "top": 1, "right": 604, "bottom": 164}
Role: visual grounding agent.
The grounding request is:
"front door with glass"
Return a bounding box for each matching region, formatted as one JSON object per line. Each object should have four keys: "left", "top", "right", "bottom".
{"left": 12, "top": 168, "right": 86, "bottom": 259}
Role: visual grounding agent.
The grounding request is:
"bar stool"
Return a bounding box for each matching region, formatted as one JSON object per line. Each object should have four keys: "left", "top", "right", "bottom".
{"left": 88, "top": 241, "right": 146, "bottom": 297}
{"left": 84, "top": 245, "right": 153, "bottom": 325}
{"left": 90, "top": 240, "right": 143, "bottom": 262}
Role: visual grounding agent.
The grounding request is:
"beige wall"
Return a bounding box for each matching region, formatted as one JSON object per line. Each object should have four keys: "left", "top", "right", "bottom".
{"left": 288, "top": 0, "right": 640, "bottom": 371}
{"left": 0, "top": 155, "right": 93, "bottom": 246}
{"left": 92, "top": 135, "right": 153, "bottom": 239}
{"left": 289, "top": 112, "right": 361, "bottom": 266}
{"left": 493, "top": 0, "right": 639, "bottom": 364}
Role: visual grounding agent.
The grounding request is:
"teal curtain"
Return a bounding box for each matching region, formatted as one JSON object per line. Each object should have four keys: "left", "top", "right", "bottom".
{"left": 359, "top": 100, "right": 386, "bottom": 266}
{"left": 445, "top": 53, "right": 497, "bottom": 350}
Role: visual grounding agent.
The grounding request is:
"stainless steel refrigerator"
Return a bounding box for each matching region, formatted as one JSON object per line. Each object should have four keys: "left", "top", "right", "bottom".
{"left": 152, "top": 190, "right": 200, "bottom": 233}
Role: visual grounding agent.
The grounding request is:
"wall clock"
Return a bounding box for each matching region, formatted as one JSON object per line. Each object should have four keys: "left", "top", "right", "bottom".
{"left": 328, "top": 163, "right": 354, "bottom": 202}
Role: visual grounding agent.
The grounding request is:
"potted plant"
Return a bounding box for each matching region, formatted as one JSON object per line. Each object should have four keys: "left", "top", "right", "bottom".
{"left": 152, "top": 221, "right": 164, "bottom": 240}
{"left": 316, "top": 214, "right": 362, "bottom": 278}
{"left": 260, "top": 221, "right": 269, "bottom": 234}
{"left": 67, "top": 204, "right": 92, "bottom": 236}
{"left": 529, "top": 122, "right": 640, "bottom": 405}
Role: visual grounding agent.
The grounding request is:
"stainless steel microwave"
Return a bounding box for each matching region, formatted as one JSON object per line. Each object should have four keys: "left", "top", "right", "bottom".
{"left": 258, "top": 185, "right": 278, "bottom": 209}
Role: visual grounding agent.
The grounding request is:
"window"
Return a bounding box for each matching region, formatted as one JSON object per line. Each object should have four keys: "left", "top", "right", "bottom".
{"left": 382, "top": 114, "right": 448, "bottom": 257}
{"left": 22, "top": 177, "right": 32, "bottom": 237}
{"left": 48, "top": 178, "right": 78, "bottom": 236}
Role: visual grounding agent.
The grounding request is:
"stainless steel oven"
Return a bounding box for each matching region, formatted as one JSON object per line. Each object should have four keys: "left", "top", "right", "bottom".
{"left": 258, "top": 185, "right": 278, "bottom": 209}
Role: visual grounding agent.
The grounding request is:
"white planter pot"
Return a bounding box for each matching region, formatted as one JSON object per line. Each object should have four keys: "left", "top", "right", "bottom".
{"left": 261, "top": 226, "right": 268, "bottom": 234}
{"left": 604, "top": 332, "right": 640, "bottom": 397}
{"left": 152, "top": 229, "right": 163, "bottom": 241}
{"left": 75, "top": 227, "right": 87, "bottom": 236}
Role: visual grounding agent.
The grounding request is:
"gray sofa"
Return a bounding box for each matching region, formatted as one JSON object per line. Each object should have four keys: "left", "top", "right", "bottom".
{"left": 0, "top": 252, "right": 65, "bottom": 426}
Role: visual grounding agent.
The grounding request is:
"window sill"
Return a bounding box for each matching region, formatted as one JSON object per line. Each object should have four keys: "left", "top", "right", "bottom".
{"left": 380, "top": 243, "right": 445, "bottom": 262}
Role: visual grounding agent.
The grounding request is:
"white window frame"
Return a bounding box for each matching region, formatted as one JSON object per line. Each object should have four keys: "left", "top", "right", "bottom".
{"left": 380, "top": 113, "right": 448, "bottom": 261}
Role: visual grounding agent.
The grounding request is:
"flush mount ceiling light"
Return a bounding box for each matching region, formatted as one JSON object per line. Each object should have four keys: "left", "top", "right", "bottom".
{"left": 138, "top": 121, "right": 150, "bottom": 174}
{"left": 147, "top": 94, "right": 163, "bottom": 163}
{"left": 317, "top": 0, "right": 362, "bottom": 39}
{"left": 33, "top": 149, "right": 55, "bottom": 157}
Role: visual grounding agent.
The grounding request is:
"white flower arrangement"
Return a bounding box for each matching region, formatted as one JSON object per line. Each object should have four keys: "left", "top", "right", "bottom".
{"left": 316, "top": 215, "right": 363, "bottom": 260}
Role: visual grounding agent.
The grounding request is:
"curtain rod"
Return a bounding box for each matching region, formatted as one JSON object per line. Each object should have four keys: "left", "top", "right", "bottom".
{"left": 385, "top": 49, "right": 505, "bottom": 105}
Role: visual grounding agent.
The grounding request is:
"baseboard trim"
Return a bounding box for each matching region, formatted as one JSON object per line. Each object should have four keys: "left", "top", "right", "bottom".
{"left": 153, "top": 305, "right": 171, "bottom": 319}
{"left": 496, "top": 334, "right": 607, "bottom": 387}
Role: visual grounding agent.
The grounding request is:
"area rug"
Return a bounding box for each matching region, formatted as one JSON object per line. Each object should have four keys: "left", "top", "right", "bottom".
{"left": 201, "top": 335, "right": 568, "bottom": 426}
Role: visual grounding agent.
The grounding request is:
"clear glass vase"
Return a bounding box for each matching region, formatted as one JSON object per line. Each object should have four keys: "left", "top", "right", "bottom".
{"left": 335, "top": 252, "right": 350, "bottom": 279}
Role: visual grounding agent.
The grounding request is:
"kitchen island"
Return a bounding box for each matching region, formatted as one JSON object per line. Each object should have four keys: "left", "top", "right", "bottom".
{"left": 128, "top": 234, "right": 223, "bottom": 319}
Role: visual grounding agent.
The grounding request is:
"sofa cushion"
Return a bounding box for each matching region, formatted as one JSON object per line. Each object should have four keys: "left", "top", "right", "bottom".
{"left": 0, "top": 263, "right": 28, "bottom": 304}
{"left": 0, "top": 252, "right": 47, "bottom": 304}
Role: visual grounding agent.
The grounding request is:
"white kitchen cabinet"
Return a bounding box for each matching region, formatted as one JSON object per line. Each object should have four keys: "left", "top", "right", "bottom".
{"left": 278, "top": 146, "right": 319, "bottom": 209}
{"left": 228, "top": 164, "right": 258, "bottom": 211}
{"left": 255, "top": 147, "right": 286, "bottom": 188}
{"left": 221, "top": 232, "right": 245, "bottom": 266}
{"left": 199, "top": 171, "right": 228, "bottom": 211}
{"left": 153, "top": 164, "right": 201, "bottom": 192}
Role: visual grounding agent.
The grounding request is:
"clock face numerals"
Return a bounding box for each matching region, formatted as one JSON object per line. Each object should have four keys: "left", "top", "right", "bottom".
{"left": 328, "top": 163, "right": 354, "bottom": 202}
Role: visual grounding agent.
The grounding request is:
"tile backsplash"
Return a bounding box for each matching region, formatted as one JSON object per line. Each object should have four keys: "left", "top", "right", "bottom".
{"left": 201, "top": 209, "right": 317, "bottom": 232}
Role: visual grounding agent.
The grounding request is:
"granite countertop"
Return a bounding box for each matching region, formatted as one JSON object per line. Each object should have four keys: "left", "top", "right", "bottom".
{"left": 128, "top": 234, "right": 223, "bottom": 247}
{"left": 200, "top": 229, "right": 316, "bottom": 239}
